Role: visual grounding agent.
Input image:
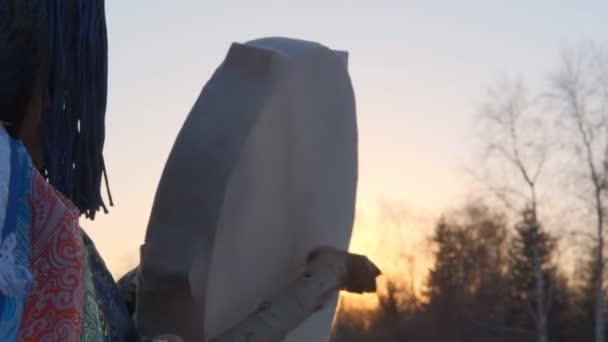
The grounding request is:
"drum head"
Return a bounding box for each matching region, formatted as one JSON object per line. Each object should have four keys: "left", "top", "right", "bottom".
{"left": 137, "top": 37, "right": 357, "bottom": 342}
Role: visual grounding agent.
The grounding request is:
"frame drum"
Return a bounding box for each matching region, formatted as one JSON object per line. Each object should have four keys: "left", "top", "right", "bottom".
{"left": 136, "top": 37, "right": 358, "bottom": 341}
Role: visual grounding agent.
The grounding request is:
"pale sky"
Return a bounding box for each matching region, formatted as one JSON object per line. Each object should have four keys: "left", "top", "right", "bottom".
{"left": 86, "top": 1, "right": 608, "bottom": 276}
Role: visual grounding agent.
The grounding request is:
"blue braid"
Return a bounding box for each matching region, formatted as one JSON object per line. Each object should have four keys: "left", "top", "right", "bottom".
{"left": 43, "top": 0, "right": 111, "bottom": 219}
{"left": 0, "top": 0, "right": 112, "bottom": 219}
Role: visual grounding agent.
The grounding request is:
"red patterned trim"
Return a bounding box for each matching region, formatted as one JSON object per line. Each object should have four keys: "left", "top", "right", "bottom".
{"left": 18, "top": 171, "right": 85, "bottom": 341}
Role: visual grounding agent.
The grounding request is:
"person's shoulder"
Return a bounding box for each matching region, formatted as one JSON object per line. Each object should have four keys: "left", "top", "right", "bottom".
{"left": 0, "top": 124, "right": 34, "bottom": 183}
{"left": 0, "top": 124, "right": 34, "bottom": 297}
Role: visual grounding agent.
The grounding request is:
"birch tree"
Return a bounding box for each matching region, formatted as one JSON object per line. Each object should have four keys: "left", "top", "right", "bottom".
{"left": 476, "top": 79, "right": 553, "bottom": 342}
{"left": 549, "top": 44, "right": 608, "bottom": 342}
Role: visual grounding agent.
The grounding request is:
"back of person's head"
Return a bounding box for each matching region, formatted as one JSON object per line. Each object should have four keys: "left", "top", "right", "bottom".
{"left": 0, "top": 1, "right": 48, "bottom": 135}
{"left": 0, "top": 1, "right": 110, "bottom": 219}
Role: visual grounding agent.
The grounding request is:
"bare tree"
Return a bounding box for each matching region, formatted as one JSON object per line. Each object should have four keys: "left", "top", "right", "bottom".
{"left": 475, "top": 79, "right": 548, "bottom": 211}
{"left": 475, "top": 79, "right": 552, "bottom": 342}
{"left": 549, "top": 44, "right": 608, "bottom": 342}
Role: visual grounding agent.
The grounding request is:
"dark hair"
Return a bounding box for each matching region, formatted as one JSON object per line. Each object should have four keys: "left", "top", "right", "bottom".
{"left": 0, "top": 69, "right": 36, "bottom": 137}
{"left": 0, "top": 1, "right": 47, "bottom": 136}
{"left": 1, "top": 0, "right": 111, "bottom": 219}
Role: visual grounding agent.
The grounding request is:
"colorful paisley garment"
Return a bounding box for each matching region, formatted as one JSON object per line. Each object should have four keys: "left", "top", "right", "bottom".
{"left": 0, "top": 126, "right": 137, "bottom": 341}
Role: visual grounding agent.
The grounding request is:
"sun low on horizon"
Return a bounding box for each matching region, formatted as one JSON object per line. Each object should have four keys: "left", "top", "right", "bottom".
{"left": 81, "top": 2, "right": 606, "bottom": 303}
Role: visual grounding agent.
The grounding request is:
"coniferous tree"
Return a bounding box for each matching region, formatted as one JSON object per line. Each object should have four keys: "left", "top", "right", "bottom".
{"left": 425, "top": 204, "right": 510, "bottom": 342}
{"left": 507, "top": 207, "right": 556, "bottom": 342}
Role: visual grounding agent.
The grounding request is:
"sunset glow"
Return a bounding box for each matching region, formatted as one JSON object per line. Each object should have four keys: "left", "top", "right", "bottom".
{"left": 82, "top": 2, "right": 606, "bottom": 299}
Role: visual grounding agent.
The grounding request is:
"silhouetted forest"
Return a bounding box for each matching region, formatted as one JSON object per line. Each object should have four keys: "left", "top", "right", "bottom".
{"left": 332, "top": 203, "right": 587, "bottom": 341}
{"left": 331, "top": 42, "right": 608, "bottom": 341}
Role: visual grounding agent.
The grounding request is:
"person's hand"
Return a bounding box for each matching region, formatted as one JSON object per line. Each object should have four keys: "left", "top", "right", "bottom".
{"left": 305, "top": 246, "right": 381, "bottom": 293}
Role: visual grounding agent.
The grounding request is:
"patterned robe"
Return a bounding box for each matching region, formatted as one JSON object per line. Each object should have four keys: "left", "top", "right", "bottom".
{"left": 0, "top": 126, "right": 137, "bottom": 341}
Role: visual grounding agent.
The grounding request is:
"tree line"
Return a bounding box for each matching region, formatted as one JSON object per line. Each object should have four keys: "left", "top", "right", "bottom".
{"left": 331, "top": 42, "right": 608, "bottom": 342}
